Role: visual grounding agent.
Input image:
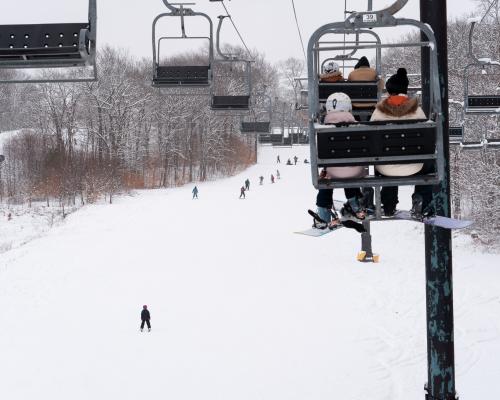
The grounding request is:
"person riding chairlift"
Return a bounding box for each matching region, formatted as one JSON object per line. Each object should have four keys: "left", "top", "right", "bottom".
{"left": 316, "top": 92, "right": 368, "bottom": 226}
{"left": 370, "top": 68, "right": 433, "bottom": 218}
{"left": 320, "top": 61, "right": 344, "bottom": 83}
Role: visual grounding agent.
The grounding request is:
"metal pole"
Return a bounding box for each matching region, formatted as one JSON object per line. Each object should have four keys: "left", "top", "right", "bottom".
{"left": 420, "top": 1, "right": 456, "bottom": 399}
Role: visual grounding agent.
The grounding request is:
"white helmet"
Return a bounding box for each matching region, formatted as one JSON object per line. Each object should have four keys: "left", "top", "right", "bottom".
{"left": 323, "top": 61, "right": 339, "bottom": 74}
{"left": 326, "top": 92, "right": 352, "bottom": 113}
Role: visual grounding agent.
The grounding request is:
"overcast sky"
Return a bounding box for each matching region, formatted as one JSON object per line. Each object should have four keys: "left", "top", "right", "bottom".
{"left": 1, "top": 0, "right": 479, "bottom": 63}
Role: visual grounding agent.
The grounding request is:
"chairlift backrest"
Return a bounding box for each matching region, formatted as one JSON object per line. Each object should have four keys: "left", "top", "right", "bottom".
{"left": 0, "top": 0, "right": 97, "bottom": 83}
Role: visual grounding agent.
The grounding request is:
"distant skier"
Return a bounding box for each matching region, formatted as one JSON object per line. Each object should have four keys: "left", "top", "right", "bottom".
{"left": 277, "top": 155, "right": 281, "bottom": 164}
{"left": 192, "top": 186, "right": 199, "bottom": 199}
{"left": 140, "top": 305, "right": 151, "bottom": 332}
{"left": 294, "top": 155, "right": 298, "bottom": 165}
{"left": 304, "top": 158, "right": 309, "bottom": 164}
{"left": 240, "top": 186, "right": 246, "bottom": 199}
{"left": 276, "top": 170, "right": 280, "bottom": 179}
{"left": 271, "top": 174, "right": 275, "bottom": 184}
{"left": 259, "top": 176, "right": 264, "bottom": 185}
{"left": 286, "top": 158, "right": 292, "bottom": 165}
{"left": 245, "top": 178, "right": 250, "bottom": 191}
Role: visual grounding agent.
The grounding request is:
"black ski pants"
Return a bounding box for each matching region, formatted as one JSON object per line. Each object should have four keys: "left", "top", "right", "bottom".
{"left": 141, "top": 319, "right": 151, "bottom": 329}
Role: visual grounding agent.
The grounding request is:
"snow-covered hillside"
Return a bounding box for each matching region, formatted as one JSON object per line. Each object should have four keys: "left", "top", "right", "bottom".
{"left": 0, "top": 145, "right": 498, "bottom": 400}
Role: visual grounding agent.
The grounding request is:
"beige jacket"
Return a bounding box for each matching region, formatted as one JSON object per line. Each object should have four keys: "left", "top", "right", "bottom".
{"left": 370, "top": 95, "right": 427, "bottom": 177}
{"left": 347, "top": 67, "right": 382, "bottom": 108}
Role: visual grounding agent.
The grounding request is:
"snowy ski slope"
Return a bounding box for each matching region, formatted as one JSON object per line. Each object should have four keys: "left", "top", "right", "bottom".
{"left": 0, "top": 145, "right": 499, "bottom": 400}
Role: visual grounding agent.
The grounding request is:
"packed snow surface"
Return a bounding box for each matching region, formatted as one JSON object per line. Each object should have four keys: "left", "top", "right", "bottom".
{"left": 0, "top": 145, "right": 499, "bottom": 400}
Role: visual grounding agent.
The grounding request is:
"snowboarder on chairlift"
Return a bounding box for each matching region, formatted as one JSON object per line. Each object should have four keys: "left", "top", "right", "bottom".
{"left": 245, "top": 179, "right": 250, "bottom": 191}
{"left": 271, "top": 174, "right": 275, "bottom": 184}
{"left": 140, "top": 305, "right": 151, "bottom": 332}
{"left": 240, "top": 186, "right": 246, "bottom": 199}
{"left": 369, "top": 68, "right": 432, "bottom": 217}
{"left": 259, "top": 176, "right": 264, "bottom": 185}
{"left": 192, "top": 186, "right": 199, "bottom": 199}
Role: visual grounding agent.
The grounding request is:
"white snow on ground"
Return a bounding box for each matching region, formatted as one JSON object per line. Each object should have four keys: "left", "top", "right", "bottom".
{"left": 0, "top": 145, "right": 499, "bottom": 400}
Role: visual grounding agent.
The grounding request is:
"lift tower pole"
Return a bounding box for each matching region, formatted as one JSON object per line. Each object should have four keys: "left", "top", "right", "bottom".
{"left": 420, "top": 1, "right": 456, "bottom": 399}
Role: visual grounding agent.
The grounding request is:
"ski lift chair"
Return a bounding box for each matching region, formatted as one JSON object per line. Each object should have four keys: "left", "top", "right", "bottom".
{"left": 294, "top": 77, "right": 309, "bottom": 110}
{"left": 258, "top": 134, "right": 272, "bottom": 145}
{"left": 0, "top": 0, "right": 97, "bottom": 83}
{"left": 240, "top": 94, "right": 272, "bottom": 134}
{"left": 307, "top": 8, "right": 444, "bottom": 191}
{"left": 152, "top": 2, "right": 213, "bottom": 88}
{"left": 463, "top": 19, "right": 500, "bottom": 114}
{"left": 210, "top": 16, "right": 251, "bottom": 112}
{"left": 448, "top": 100, "right": 465, "bottom": 145}
{"left": 464, "top": 60, "right": 500, "bottom": 114}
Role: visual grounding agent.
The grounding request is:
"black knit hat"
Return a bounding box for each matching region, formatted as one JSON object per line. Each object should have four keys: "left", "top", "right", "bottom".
{"left": 386, "top": 68, "right": 409, "bottom": 95}
{"left": 354, "top": 56, "right": 370, "bottom": 69}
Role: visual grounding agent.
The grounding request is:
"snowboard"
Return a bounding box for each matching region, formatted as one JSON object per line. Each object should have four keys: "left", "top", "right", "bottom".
{"left": 392, "top": 210, "right": 473, "bottom": 229}
{"left": 294, "top": 210, "right": 365, "bottom": 237}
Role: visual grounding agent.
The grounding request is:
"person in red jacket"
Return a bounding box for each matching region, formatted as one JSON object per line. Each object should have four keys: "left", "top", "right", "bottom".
{"left": 140, "top": 305, "right": 151, "bottom": 332}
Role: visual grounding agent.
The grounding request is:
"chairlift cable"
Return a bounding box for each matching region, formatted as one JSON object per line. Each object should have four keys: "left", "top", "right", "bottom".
{"left": 290, "top": 0, "right": 307, "bottom": 62}
{"left": 219, "top": 1, "right": 253, "bottom": 59}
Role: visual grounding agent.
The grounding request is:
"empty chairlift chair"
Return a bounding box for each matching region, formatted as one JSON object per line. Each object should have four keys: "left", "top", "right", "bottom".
{"left": 307, "top": 8, "right": 444, "bottom": 190}
{"left": 463, "top": 19, "right": 500, "bottom": 114}
{"left": 448, "top": 100, "right": 465, "bottom": 145}
{"left": 210, "top": 16, "right": 251, "bottom": 112}
{"left": 0, "top": 0, "right": 97, "bottom": 83}
{"left": 464, "top": 60, "right": 500, "bottom": 114}
{"left": 240, "top": 94, "right": 272, "bottom": 134}
{"left": 152, "top": 1, "right": 213, "bottom": 88}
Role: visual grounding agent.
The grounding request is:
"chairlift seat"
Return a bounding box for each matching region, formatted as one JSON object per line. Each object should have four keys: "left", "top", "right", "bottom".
{"left": 319, "top": 81, "right": 379, "bottom": 103}
{"left": 449, "top": 126, "right": 463, "bottom": 144}
{"left": 466, "top": 95, "right": 500, "bottom": 113}
{"left": 241, "top": 122, "right": 271, "bottom": 134}
{"left": 153, "top": 65, "right": 210, "bottom": 87}
{"left": 211, "top": 95, "right": 250, "bottom": 110}
{"left": 270, "top": 134, "right": 284, "bottom": 145}
{"left": 258, "top": 134, "right": 272, "bottom": 144}
{"left": 316, "top": 120, "right": 436, "bottom": 167}
{"left": 0, "top": 23, "right": 92, "bottom": 68}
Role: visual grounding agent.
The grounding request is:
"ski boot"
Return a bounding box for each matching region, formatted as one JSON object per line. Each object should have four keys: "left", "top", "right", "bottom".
{"left": 341, "top": 197, "right": 367, "bottom": 221}
{"left": 361, "top": 188, "right": 375, "bottom": 216}
{"left": 148, "top": 328, "right": 151, "bottom": 332}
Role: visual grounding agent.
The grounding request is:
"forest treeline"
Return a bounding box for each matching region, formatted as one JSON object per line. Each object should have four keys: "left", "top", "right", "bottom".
{"left": 0, "top": 1, "right": 498, "bottom": 243}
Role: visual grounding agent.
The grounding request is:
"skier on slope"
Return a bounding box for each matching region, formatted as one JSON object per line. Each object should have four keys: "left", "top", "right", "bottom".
{"left": 259, "top": 176, "right": 264, "bottom": 185}
{"left": 294, "top": 155, "right": 298, "bottom": 165}
{"left": 240, "top": 186, "right": 246, "bottom": 199}
{"left": 271, "top": 174, "right": 275, "bottom": 184}
{"left": 276, "top": 170, "right": 280, "bottom": 179}
{"left": 245, "top": 178, "right": 250, "bottom": 191}
{"left": 277, "top": 155, "right": 281, "bottom": 163}
{"left": 140, "top": 305, "right": 151, "bottom": 332}
{"left": 192, "top": 186, "right": 199, "bottom": 199}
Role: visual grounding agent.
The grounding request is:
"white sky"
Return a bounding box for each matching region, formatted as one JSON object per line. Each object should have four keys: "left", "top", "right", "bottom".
{"left": 1, "top": 0, "right": 478, "bottom": 63}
